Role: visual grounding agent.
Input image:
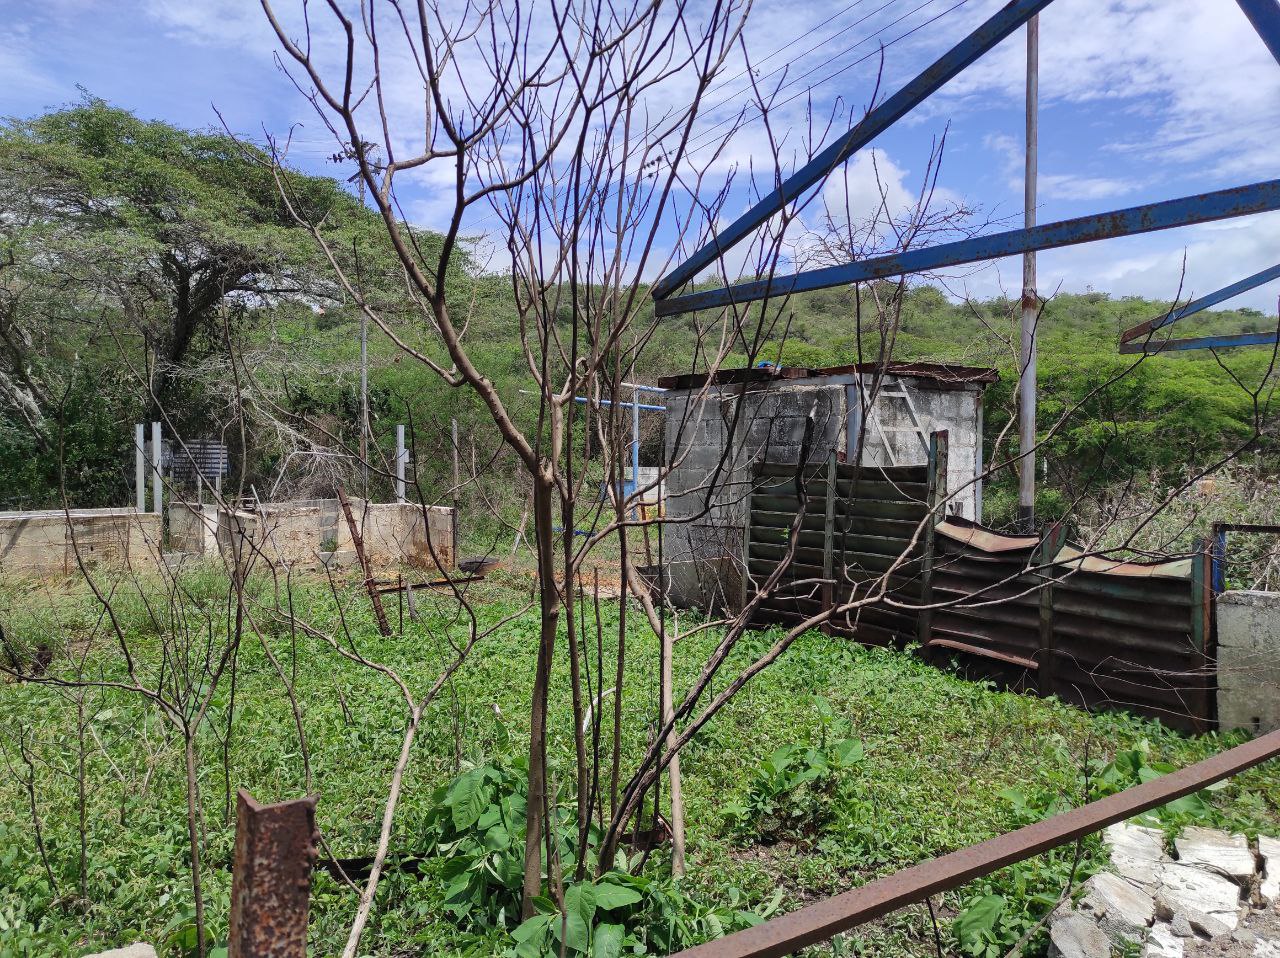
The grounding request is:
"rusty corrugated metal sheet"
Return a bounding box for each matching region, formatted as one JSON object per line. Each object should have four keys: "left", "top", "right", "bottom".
{"left": 744, "top": 470, "right": 1215, "bottom": 731}
{"left": 927, "top": 517, "right": 1213, "bottom": 732}
{"left": 744, "top": 458, "right": 931, "bottom": 645}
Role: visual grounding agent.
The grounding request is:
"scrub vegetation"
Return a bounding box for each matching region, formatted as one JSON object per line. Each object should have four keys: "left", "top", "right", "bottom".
{"left": 2, "top": 575, "right": 1278, "bottom": 957}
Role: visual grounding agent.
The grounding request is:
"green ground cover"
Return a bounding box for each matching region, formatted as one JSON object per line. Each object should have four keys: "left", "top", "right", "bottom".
{"left": 1, "top": 573, "right": 1277, "bottom": 957}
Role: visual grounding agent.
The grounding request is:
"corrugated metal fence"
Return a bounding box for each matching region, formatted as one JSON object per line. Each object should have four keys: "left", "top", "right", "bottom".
{"left": 743, "top": 433, "right": 1215, "bottom": 731}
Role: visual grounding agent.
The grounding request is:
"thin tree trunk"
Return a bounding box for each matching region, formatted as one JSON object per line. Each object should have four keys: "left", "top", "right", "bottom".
{"left": 183, "top": 734, "right": 207, "bottom": 958}
{"left": 522, "top": 478, "right": 559, "bottom": 918}
{"left": 660, "top": 623, "right": 686, "bottom": 877}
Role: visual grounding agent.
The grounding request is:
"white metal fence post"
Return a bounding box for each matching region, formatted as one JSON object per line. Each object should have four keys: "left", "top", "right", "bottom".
{"left": 135, "top": 423, "right": 146, "bottom": 511}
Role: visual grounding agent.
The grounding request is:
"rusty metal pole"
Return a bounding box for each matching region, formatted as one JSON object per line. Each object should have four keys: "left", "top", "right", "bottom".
{"left": 228, "top": 789, "right": 318, "bottom": 958}
{"left": 336, "top": 485, "right": 393, "bottom": 636}
{"left": 1018, "top": 14, "right": 1039, "bottom": 533}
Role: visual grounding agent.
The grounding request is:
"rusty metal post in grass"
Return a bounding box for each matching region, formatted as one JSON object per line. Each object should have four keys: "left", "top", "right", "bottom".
{"left": 228, "top": 790, "right": 318, "bottom": 958}
{"left": 336, "top": 485, "right": 392, "bottom": 636}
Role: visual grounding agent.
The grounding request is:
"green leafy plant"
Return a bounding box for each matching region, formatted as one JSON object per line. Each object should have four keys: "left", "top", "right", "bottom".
{"left": 954, "top": 738, "right": 1224, "bottom": 957}
{"left": 722, "top": 696, "right": 865, "bottom": 842}
{"left": 421, "top": 744, "right": 779, "bottom": 957}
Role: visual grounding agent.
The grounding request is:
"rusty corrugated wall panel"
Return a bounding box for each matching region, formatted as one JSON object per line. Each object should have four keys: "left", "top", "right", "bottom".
{"left": 744, "top": 456, "right": 933, "bottom": 645}
{"left": 744, "top": 466, "right": 1216, "bottom": 730}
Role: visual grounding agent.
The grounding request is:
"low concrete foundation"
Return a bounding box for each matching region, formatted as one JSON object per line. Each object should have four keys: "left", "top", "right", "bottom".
{"left": 168, "top": 502, "right": 219, "bottom": 557}
{"left": 214, "top": 499, "right": 453, "bottom": 572}
{"left": 0, "top": 508, "right": 160, "bottom": 577}
{"left": 1216, "top": 589, "right": 1280, "bottom": 734}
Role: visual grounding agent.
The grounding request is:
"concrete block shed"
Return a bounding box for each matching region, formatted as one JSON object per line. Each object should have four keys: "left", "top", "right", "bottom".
{"left": 658, "top": 361, "right": 997, "bottom": 611}
{"left": 1216, "top": 590, "right": 1280, "bottom": 734}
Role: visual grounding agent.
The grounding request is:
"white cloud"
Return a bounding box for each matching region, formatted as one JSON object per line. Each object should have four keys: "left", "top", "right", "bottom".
{"left": 941, "top": 0, "right": 1280, "bottom": 182}
{"left": 1038, "top": 173, "right": 1136, "bottom": 202}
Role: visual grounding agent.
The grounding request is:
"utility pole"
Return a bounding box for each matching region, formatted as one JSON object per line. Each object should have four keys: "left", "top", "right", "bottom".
{"left": 1018, "top": 14, "right": 1039, "bottom": 533}
{"left": 360, "top": 309, "right": 369, "bottom": 494}
{"left": 357, "top": 167, "right": 369, "bottom": 496}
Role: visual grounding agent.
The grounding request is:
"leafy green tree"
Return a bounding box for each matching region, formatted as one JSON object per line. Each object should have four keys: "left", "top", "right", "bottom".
{"left": 0, "top": 96, "right": 379, "bottom": 426}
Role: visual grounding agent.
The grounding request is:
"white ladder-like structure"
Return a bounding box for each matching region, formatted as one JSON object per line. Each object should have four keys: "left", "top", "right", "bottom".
{"left": 857, "top": 375, "right": 931, "bottom": 467}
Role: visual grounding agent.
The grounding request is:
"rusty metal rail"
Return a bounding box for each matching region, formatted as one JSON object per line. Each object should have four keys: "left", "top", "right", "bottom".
{"left": 669, "top": 728, "right": 1280, "bottom": 958}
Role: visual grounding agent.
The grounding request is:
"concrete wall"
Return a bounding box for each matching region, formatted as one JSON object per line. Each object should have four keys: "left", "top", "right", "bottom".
{"left": 168, "top": 503, "right": 219, "bottom": 557}
{"left": 215, "top": 498, "right": 454, "bottom": 572}
{"left": 346, "top": 501, "right": 454, "bottom": 570}
{"left": 858, "top": 383, "right": 983, "bottom": 518}
{"left": 662, "top": 372, "right": 985, "bottom": 610}
{"left": 0, "top": 508, "right": 161, "bottom": 577}
{"left": 1216, "top": 590, "right": 1280, "bottom": 733}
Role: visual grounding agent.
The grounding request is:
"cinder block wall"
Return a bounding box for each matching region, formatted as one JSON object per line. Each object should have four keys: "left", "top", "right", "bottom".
{"left": 1216, "top": 590, "right": 1280, "bottom": 733}
{"left": 663, "top": 380, "right": 842, "bottom": 611}
{"left": 662, "top": 372, "right": 985, "bottom": 611}
{"left": 214, "top": 499, "right": 454, "bottom": 572}
{"left": 341, "top": 500, "right": 454, "bottom": 571}
{"left": 168, "top": 503, "right": 220, "bottom": 556}
{"left": 0, "top": 508, "right": 160, "bottom": 577}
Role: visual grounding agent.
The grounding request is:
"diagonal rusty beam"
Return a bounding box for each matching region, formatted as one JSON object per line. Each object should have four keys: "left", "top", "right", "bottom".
{"left": 670, "top": 728, "right": 1280, "bottom": 958}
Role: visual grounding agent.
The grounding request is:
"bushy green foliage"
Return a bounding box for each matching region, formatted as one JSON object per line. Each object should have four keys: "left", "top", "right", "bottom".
{"left": 953, "top": 736, "right": 1236, "bottom": 958}
{"left": 420, "top": 743, "right": 778, "bottom": 957}
{"left": 723, "top": 695, "right": 865, "bottom": 842}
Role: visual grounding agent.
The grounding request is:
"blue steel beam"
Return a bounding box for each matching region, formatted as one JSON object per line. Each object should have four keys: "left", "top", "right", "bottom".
{"left": 1236, "top": 0, "right": 1280, "bottom": 66}
{"left": 653, "top": 179, "right": 1280, "bottom": 316}
{"left": 650, "top": 0, "right": 1057, "bottom": 301}
{"left": 1119, "top": 262, "right": 1280, "bottom": 343}
{"left": 1119, "top": 331, "right": 1280, "bottom": 354}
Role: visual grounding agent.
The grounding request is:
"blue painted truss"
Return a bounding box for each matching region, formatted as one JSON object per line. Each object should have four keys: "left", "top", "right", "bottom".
{"left": 1117, "top": 263, "right": 1280, "bottom": 354}
{"left": 650, "top": 0, "right": 1280, "bottom": 357}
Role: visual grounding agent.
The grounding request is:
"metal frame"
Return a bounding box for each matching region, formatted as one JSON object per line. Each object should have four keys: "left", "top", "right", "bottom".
{"left": 1210, "top": 522, "right": 1280, "bottom": 593}
{"left": 651, "top": 0, "right": 1280, "bottom": 328}
{"left": 1118, "top": 264, "right": 1280, "bottom": 353}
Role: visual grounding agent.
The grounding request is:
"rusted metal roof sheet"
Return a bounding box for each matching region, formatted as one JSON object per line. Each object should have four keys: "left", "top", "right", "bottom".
{"left": 935, "top": 519, "right": 1038, "bottom": 553}
{"left": 1053, "top": 544, "right": 1192, "bottom": 579}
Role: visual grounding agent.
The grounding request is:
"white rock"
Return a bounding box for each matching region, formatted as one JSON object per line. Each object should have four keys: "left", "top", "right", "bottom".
{"left": 1156, "top": 863, "right": 1242, "bottom": 931}
{"left": 1080, "top": 872, "right": 1156, "bottom": 941}
{"left": 1174, "top": 827, "right": 1256, "bottom": 883}
{"left": 1144, "top": 923, "right": 1185, "bottom": 958}
{"left": 85, "top": 947, "right": 158, "bottom": 958}
{"left": 1253, "top": 940, "right": 1280, "bottom": 958}
{"left": 1259, "top": 835, "right": 1280, "bottom": 903}
{"left": 1048, "top": 912, "right": 1112, "bottom": 958}
{"left": 1106, "top": 823, "right": 1171, "bottom": 892}
{"left": 1170, "top": 914, "right": 1194, "bottom": 937}
{"left": 1186, "top": 910, "right": 1232, "bottom": 940}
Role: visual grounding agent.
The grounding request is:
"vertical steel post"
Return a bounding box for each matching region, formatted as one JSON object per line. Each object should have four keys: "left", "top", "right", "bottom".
{"left": 916, "top": 431, "right": 948, "bottom": 653}
{"left": 631, "top": 386, "right": 641, "bottom": 511}
{"left": 150, "top": 421, "right": 163, "bottom": 516}
{"left": 974, "top": 400, "right": 984, "bottom": 522}
{"left": 135, "top": 423, "right": 146, "bottom": 511}
{"left": 360, "top": 313, "right": 369, "bottom": 496}
{"left": 395, "top": 424, "right": 406, "bottom": 503}
{"left": 1018, "top": 15, "right": 1039, "bottom": 532}
{"left": 228, "top": 789, "right": 318, "bottom": 958}
{"left": 451, "top": 418, "right": 460, "bottom": 568}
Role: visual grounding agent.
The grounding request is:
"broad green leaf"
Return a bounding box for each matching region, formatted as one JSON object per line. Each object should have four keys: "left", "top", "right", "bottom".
{"left": 446, "top": 766, "right": 493, "bottom": 831}
{"left": 593, "top": 881, "right": 643, "bottom": 911}
{"left": 592, "top": 922, "right": 624, "bottom": 958}
{"left": 954, "top": 895, "right": 1004, "bottom": 949}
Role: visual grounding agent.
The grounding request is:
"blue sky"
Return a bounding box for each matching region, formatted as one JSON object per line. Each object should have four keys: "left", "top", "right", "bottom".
{"left": 6, "top": 0, "right": 1280, "bottom": 313}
